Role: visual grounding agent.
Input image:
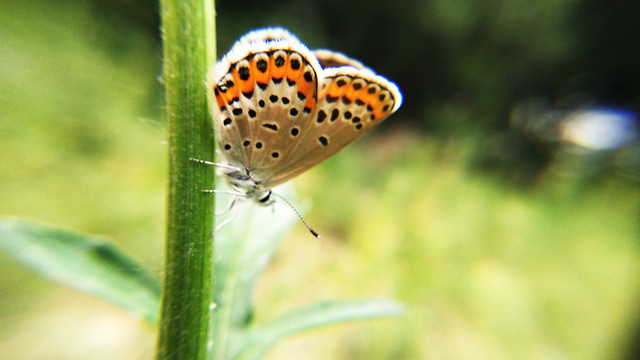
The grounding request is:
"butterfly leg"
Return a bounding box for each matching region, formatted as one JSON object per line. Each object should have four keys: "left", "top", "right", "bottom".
{"left": 216, "top": 196, "right": 238, "bottom": 216}
{"left": 212, "top": 200, "right": 240, "bottom": 237}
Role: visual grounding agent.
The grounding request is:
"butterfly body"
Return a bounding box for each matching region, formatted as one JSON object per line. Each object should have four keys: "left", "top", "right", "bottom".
{"left": 207, "top": 28, "right": 402, "bottom": 204}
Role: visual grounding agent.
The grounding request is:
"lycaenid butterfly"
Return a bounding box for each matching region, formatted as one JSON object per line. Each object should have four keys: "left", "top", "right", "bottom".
{"left": 193, "top": 28, "right": 402, "bottom": 236}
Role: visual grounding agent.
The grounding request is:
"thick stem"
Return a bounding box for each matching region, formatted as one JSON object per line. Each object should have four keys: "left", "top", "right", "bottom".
{"left": 157, "top": 0, "right": 216, "bottom": 359}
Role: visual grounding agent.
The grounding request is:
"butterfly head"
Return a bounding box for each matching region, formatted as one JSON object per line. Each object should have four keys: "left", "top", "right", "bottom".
{"left": 217, "top": 163, "right": 274, "bottom": 206}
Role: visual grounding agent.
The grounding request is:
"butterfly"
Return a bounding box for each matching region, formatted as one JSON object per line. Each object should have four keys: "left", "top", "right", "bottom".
{"left": 195, "top": 27, "right": 402, "bottom": 236}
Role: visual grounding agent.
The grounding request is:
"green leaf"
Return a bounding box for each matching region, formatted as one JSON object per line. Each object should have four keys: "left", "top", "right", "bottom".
{"left": 210, "top": 183, "right": 300, "bottom": 359}
{"left": 209, "top": 184, "right": 405, "bottom": 360}
{"left": 213, "top": 184, "right": 300, "bottom": 324}
{"left": 0, "top": 218, "right": 160, "bottom": 324}
{"left": 232, "top": 299, "right": 405, "bottom": 360}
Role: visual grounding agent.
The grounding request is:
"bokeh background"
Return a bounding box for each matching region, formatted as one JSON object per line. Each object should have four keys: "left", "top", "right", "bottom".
{"left": 2, "top": 0, "right": 640, "bottom": 359}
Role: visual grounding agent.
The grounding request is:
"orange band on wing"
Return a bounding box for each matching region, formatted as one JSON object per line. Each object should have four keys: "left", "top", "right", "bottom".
{"left": 233, "top": 68, "right": 254, "bottom": 94}
{"left": 304, "top": 96, "right": 317, "bottom": 111}
{"left": 286, "top": 63, "right": 302, "bottom": 85}
{"left": 342, "top": 85, "right": 360, "bottom": 102}
{"left": 216, "top": 79, "right": 240, "bottom": 108}
{"left": 251, "top": 57, "right": 270, "bottom": 85}
{"left": 269, "top": 52, "right": 287, "bottom": 79}
{"left": 326, "top": 80, "right": 347, "bottom": 98}
{"left": 296, "top": 78, "right": 314, "bottom": 98}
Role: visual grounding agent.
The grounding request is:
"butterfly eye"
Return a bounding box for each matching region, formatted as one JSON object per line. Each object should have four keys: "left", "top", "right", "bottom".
{"left": 257, "top": 191, "right": 272, "bottom": 204}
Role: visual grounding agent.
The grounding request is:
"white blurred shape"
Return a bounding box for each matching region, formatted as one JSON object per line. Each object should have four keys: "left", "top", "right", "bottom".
{"left": 561, "top": 109, "right": 639, "bottom": 150}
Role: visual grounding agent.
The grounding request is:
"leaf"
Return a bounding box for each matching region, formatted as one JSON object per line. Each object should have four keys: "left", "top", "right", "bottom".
{"left": 210, "top": 182, "right": 300, "bottom": 359}
{"left": 232, "top": 299, "right": 405, "bottom": 360}
{"left": 208, "top": 182, "right": 404, "bottom": 360}
{"left": 0, "top": 218, "right": 160, "bottom": 324}
{"left": 212, "top": 182, "right": 302, "bottom": 326}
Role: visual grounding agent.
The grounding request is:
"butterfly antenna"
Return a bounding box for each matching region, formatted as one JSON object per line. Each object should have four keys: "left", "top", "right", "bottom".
{"left": 272, "top": 192, "right": 321, "bottom": 238}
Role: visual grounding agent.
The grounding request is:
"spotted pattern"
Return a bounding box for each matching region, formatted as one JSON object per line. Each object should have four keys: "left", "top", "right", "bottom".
{"left": 214, "top": 50, "right": 318, "bottom": 117}
{"left": 208, "top": 27, "right": 402, "bottom": 195}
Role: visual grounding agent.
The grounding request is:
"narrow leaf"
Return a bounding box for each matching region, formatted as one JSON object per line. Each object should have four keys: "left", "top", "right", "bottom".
{"left": 0, "top": 218, "right": 160, "bottom": 323}
{"left": 232, "top": 299, "right": 405, "bottom": 360}
{"left": 213, "top": 183, "right": 299, "bottom": 325}
{"left": 210, "top": 183, "right": 300, "bottom": 359}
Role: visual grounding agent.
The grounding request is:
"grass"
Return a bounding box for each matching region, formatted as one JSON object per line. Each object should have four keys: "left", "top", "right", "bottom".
{"left": 266, "top": 134, "right": 640, "bottom": 359}
{"left": 1, "top": 1, "right": 639, "bottom": 359}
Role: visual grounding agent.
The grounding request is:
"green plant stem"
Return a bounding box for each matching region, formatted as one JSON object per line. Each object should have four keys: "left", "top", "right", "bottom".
{"left": 157, "top": 0, "right": 216, "bottom": 359}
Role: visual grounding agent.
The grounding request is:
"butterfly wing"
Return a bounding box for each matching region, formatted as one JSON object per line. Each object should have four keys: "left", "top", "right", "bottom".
{"left": 208, "top": 30, "right": 402, "bottom": 192}
{"left": 264, "top": 51, "right": 403, "bottom": 188}
{"left": 313, "top": 49, "right": 366, "bottom": 69}
{"left": 208, "top": 28, "right": 323, "bottom": 186}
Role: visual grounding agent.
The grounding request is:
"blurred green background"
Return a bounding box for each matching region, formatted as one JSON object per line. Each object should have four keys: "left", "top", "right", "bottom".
{"left": 1, "top": 0, "right": 639, "bottom": 359}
